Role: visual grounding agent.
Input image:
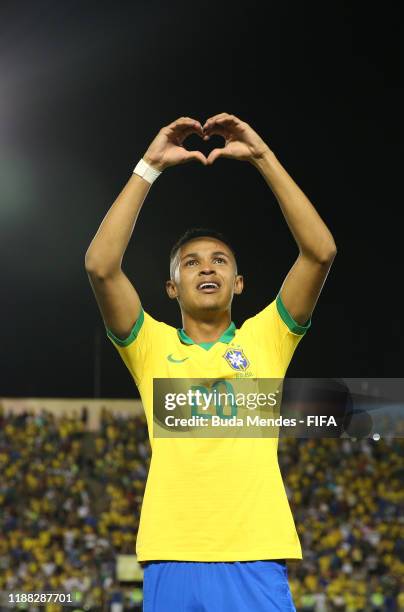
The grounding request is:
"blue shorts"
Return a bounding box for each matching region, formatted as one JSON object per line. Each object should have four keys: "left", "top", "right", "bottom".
{"left": 142, "top": 559, "right": 296, "bottom": 611}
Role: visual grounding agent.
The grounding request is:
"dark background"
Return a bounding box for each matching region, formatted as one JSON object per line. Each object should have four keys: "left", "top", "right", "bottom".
{"left": 1, "top": 1, "right": 402, "bottom": 398}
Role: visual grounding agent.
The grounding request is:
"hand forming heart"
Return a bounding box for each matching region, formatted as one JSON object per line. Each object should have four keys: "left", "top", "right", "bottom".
{"left": 143, "top": 113, "right": 271, "bottom": 172}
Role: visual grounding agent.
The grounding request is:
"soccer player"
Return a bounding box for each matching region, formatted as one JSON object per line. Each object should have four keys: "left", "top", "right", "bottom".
{"left": 85, "top": 113, "right": 337, "bottom": 611}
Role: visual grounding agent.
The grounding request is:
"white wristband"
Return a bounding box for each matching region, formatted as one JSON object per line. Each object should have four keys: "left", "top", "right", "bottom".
{"left": 133, "top": 158, "right": 162, "bottom": 184}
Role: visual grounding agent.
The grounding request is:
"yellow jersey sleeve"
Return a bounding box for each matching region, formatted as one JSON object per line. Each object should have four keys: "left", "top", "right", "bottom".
{"left": 241, "top": 293, "right": 311, "bottom": 370}
{"left": 105, "top": 308, "right": 160, "bottom": 386}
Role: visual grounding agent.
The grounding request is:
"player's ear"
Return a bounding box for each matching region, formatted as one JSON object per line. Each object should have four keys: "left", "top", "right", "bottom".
{"left": 166, "top": 279, "right": 178, "bottom": 299}
{"left": 234, "top": 274, "right": 244, "bottom": 295}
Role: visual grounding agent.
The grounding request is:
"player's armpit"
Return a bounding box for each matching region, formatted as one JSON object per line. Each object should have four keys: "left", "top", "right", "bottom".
{"left": 86, "top": 267, "right": 142, "bottom": 340}
{"left": 279, "top": 252, "right": 336, "bottom": 325}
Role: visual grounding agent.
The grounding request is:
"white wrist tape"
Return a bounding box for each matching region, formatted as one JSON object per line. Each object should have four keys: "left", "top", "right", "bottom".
{"left": 133, "top": 158, "right": 162, "bottom": 184}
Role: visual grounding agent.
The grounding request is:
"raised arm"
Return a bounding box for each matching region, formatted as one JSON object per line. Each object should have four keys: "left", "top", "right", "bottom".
{"left": 85, "top": 117, "right": 207, "bottom": 339}
{"left": 202, "top": 113, "right": 337, "bottom": 325}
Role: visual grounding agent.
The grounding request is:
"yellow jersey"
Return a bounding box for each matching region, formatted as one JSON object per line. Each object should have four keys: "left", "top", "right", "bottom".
{"left": 107, "top": 293, "right": 310, "bottom": 562}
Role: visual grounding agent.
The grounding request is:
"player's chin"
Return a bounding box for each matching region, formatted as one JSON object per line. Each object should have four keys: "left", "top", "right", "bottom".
{"left": 194, "top": 294, "right": 225, "bottom": 311}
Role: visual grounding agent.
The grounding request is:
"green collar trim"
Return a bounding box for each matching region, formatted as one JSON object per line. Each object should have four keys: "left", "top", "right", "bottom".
{"left": 178, "top": 321, "right": 236, "bottom": 351}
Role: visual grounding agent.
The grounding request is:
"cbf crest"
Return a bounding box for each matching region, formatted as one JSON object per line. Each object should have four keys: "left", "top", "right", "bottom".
{"left": 223, "top": 348, "right": 250, "bottom": 371}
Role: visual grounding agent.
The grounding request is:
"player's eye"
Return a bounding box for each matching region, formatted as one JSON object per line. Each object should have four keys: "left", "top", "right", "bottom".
{"left": 185, "top": 259, "right": 198, "bottom": 266}
{"left": 213, "top": 257, "right": 226, "bottom": 264}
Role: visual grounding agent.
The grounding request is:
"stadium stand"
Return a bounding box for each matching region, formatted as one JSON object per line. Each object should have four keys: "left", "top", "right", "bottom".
{"left": 0, "top": 403, "right": 402, "bottom": 611}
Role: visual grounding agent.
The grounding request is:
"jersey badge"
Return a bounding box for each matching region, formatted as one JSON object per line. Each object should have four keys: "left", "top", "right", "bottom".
{"left": 223, "top": 348, "right": 250, "bottom": 371}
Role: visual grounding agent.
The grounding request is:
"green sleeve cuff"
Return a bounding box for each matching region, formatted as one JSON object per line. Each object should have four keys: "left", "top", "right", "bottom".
{"left": 276, "top": 293, "right": 311, "bottom": 335}
{"left": 106, "top": 308, "right": 145, "bottom": 347}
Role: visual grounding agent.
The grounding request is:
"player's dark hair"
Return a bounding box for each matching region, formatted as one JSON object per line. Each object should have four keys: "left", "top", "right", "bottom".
{"left": 169, "top": 228, "right": 237, "bottom": 265}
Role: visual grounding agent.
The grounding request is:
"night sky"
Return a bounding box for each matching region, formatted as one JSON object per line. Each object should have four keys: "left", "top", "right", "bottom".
{"left": 1, "top": 1, "right": 402, "bottom": 398}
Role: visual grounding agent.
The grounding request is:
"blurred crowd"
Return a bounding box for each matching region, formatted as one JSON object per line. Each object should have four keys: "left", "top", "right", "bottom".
{"left": 0, "top": 404, "right": 402, "bottom": 611}
{"left": 281, "top": 436, "right": 403, "bottom": 610}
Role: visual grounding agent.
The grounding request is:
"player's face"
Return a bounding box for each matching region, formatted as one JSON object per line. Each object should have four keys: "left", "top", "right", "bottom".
{"left": 166, "top": 237, "right": 243, "bottom": 314}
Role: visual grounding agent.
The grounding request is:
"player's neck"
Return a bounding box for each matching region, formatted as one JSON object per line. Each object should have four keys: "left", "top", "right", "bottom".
{"left": 181, "top": 311, "right": 232, "bottom": 344}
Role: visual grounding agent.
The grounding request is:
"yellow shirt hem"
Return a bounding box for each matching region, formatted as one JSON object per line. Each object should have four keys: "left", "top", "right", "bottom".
{"left": 137, "top": 548, "right": 303, "bottom": 562}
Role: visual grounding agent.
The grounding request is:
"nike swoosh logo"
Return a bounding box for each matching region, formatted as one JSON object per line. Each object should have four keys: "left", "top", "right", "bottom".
{"left": 167, "top": 354, "right": 189, "bottom": 363}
